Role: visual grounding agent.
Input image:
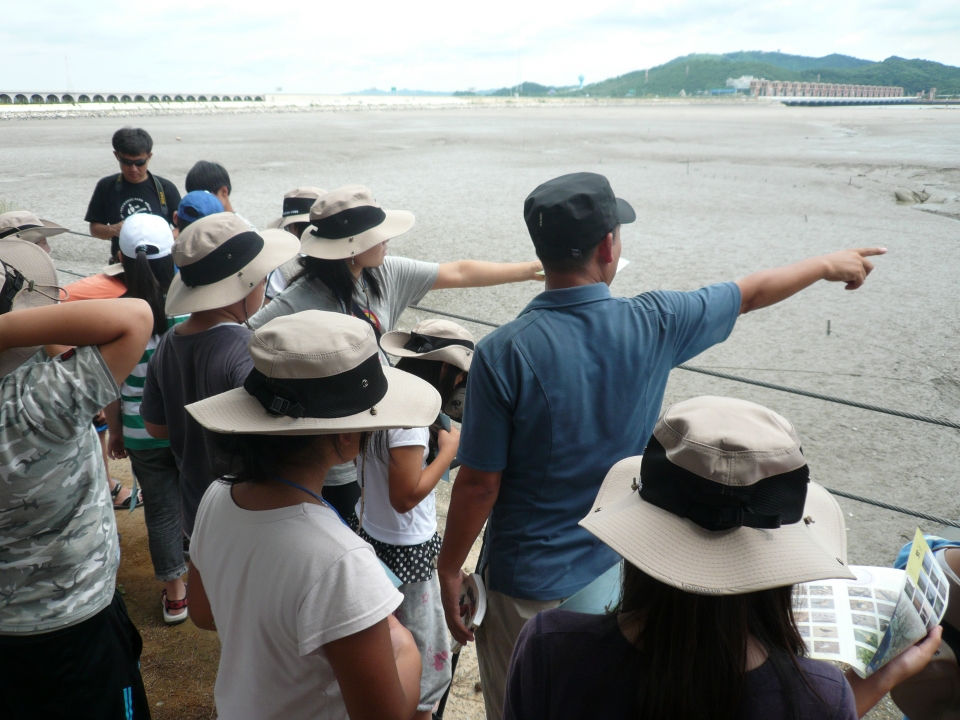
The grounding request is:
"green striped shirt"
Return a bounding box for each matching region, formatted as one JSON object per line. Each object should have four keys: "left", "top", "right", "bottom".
{"left": 122, "top": 316, "right": 187, "bottom": 450}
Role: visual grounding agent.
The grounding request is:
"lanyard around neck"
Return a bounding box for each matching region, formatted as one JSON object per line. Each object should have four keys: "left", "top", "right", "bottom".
{"left": 272, "top": 476, "right": 349, "bottom": 527}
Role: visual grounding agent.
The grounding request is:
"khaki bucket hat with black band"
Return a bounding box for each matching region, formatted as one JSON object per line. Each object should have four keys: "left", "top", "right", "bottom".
{"left": 186, "top": 310, "right": 441, "bottom": 435}
{"left": 580, "top": 396, "right": 855, "bottom": 595}
{"left": 266, "top": 187, "right": 328, "bottom": 230}
{"left": 0, "top": 210, "right": 69, "bottom": 244}
{"left": 380, "top": 319, "right": 475, "bottom": 372}
{"left": 299, "top": 185, "right": 415, "bottom": 261}
{"left": 166, "top": 213, "right": 300, "bottom": 315}
{"left": 0, "top": 240, "right": 63, "bottom": 377}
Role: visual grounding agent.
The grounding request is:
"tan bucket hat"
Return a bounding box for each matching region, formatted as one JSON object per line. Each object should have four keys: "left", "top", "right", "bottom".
{"left": 381, "top": 319, "right": 475, "bottom": 372}
{"left": 0, "top": 240, "right": 62, "bottom": 377}
{"left": 187, "top": 310, "right": 441, "bottom": 435}
{"left": 266, "top": 187, "right": 328, "bottom": 230}
{"left": 299, "top": 185, "right": 415, "bottom": 260}
{"left": 0, "top": 210, "right": 69, "bottom": 243}
{"left": 580, "top": 396, "right": 855, "bottom": 595}
{"left": 166, "top": 213, "right": 299, "bottom": 315}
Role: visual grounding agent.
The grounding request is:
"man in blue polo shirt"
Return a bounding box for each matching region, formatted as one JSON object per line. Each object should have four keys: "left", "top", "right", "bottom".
{"left": 437, "top": 171, "right": 885, "bottom": 720}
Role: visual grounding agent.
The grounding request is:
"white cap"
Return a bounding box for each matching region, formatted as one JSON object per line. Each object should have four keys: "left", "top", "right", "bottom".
{"left": 119, "top": 214, "right": 174, "bottom": 260}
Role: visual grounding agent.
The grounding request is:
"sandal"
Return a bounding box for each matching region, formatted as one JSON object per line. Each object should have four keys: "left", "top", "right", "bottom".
{"left": 110, "top": 480, "right": 143, "bottom": 510}
{"left": 162, "top": 590, "right": 189, "bottom": 625}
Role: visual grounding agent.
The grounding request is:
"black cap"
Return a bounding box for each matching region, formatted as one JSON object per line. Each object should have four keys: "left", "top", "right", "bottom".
{"left": 524, "top": 172, "right": 636, "bottom": 258}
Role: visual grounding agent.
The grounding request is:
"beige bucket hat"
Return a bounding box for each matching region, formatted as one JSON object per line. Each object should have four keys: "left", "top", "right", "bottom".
{"left": 187, "top": 310, "right": 441, "bottom": 435}
{"left": 166, "top": 213, "right": 300, "bottom": 315}
{"left": 0, "top": 210, "right": 69, "bottom": 243}
{"left": 381, "top": 319, "right": 474, "bottom": 372}
{"left": 580, "top": 396, "right": 855, "bottom": 595}
{"left": 266, "top": 187, "right": 328, "bottom": 230}
{"left": 0, "top": 240, "right": 62, "bottom": 377}
{"left": 299, "top": 185, "right": 415, "bottom": 260}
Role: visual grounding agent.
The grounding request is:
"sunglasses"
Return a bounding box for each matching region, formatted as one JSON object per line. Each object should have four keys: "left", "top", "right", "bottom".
{"left": 115, "top": 154, "right": 148, "bottom": 167}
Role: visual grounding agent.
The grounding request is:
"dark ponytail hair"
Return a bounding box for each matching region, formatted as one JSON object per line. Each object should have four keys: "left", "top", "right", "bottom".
{"left": 120, "top": 251, "right": 176, "bottom": 336}
{"left": 616, "top": 563, "right": 818, "bottom": 720}
{"left": 290, "top": 256, "right": 383, "bottom": 306}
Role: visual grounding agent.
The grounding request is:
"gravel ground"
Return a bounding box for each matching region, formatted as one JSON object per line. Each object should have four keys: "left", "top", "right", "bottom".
{"left": 7, "top": 102, "right": 956, "bottom": 718}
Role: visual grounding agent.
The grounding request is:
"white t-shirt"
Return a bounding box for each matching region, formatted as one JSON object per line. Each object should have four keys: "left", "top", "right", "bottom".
{"left": 357, "top": 427, "right": 437, "bottom": 546}
{"left": 192, "top": 481, "right": 403, "bottom": 720}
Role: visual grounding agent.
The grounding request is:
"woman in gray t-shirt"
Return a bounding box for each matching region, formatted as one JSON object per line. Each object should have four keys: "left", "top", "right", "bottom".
{"left": 249, "top": 185, "right": 541, "bottom": 516}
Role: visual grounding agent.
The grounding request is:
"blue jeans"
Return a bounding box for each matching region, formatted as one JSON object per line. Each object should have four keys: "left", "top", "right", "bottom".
{"left": 127, "top": 447, "right": 186, "bottom": 582}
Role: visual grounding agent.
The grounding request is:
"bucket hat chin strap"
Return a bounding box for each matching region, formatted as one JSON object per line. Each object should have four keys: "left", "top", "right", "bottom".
{"left": 0, "top": 260, "right": 63, "bottom": 315}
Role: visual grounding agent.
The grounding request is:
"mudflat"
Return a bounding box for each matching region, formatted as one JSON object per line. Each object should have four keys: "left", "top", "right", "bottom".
{"left": 4, "top": 103, "right": 957, "bottom": 719}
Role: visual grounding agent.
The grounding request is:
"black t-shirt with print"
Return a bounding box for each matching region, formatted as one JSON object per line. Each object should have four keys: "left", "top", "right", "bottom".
{"left": 84, "top": 172, "right": 181, "bottom": 228}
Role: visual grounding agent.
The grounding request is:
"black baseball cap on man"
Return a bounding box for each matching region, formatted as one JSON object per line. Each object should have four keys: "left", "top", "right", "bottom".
{"left": 524, "top": 172, "right": 636, "bottom": 258}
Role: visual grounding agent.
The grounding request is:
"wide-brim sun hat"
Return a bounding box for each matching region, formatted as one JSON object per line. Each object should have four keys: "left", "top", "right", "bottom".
{"left": 299, "top": 185, "right": 414, "bottom": 261}
{"left": 381, "top": 318, "right": 475, "bottom": 372}
{"left": 0, "top": 210, "right": 69, "bottom": 243}
{"left": 580, "top": 396, "right": 855, "bottom": 595}
{"left": 0, "top": 240, "right": 61, "bottom": 377}
{"left": 187, "top": 310, "right": 441, "bottom": 435}
{"left": 268, "top": 186, "right": 328, "bottom": 230}
{"left": 166, "top": 213, "right": 300, "bottom": 315}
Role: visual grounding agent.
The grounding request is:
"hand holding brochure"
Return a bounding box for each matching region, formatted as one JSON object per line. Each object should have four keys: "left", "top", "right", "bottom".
{"left": 795, "top": 530, "right": 948, "bottom": 676}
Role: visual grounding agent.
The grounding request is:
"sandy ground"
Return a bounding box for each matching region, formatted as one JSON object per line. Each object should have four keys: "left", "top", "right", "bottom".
{"left": 2, "top": 103, "right": 957, "bottom": 717}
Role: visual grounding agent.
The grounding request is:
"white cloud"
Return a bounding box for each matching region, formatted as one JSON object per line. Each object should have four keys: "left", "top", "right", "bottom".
{"left": 1, "top": 0, "right": 957, "bottom": 93}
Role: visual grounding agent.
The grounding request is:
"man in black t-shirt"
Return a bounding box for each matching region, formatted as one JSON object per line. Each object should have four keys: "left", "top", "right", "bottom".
{"left": 85, "top": 127, "right": 181, "bottom": 263}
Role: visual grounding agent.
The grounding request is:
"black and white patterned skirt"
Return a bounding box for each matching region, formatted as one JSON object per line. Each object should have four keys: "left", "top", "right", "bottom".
{"left": 347, "top": 513, "right": 441, "bottom": 584}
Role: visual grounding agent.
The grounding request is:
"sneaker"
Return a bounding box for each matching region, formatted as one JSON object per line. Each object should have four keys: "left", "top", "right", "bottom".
{"left": 162, "top": 589, "right": 189, "bottom": 625}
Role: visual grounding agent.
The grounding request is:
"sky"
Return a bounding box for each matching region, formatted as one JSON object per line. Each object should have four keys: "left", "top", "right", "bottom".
{"left": 2, "top": 0, "right": 958, "bottom": 94}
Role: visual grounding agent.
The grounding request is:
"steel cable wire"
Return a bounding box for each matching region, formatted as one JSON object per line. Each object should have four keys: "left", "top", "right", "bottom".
{"left": 409, "top": 303, "right": 960, "bottom": 527}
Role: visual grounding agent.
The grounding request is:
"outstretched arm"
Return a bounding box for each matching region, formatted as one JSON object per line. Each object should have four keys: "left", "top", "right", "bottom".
{"left": 0, "top": 299, "right": 152, "bottom": 384}
{"left": 437, "top": 465, "right": 501, "bottom": 645}
{"left": 736, "top": 248, "right": 885, "bottom": 315}
{"left": 433, "top": 260, "right": 543, "bottom": 291}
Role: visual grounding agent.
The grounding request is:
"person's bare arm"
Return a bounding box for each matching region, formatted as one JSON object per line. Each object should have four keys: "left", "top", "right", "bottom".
{"left": 433, "top": 260, "right": 543, "bottom": 291}
{"left": 186, "top": 565, "right": 216, "bottom": 631}
{"left": 736, "top": 248, "right": 886, "bottom": 315}
{"left": 388, "top": 428, "right": 459, "bottom": 514}
{"left": 325, "top": 615, "right": 421, "bottom": 720}
{"left": 144, "top": 421, "right": 169, "bottom": 440}
{"left": 89, "top": 221, "right": 123, "bottom": 240}
{"left": 104, "top": 400, "right": 126, "bottom": 459}
{"left": 437, "top": 465, "right": 501, "bottom": 645}
{"left": 0, "top": 299, "right": 152, "bottom": 384}
{"left": 844, "top": 626, "right": 942, "bottom": 717}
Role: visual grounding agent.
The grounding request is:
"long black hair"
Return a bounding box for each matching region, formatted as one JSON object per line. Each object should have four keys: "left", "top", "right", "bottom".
{"left": 120, "top": 251, "right": 176, "bottom": 336}
{"left": 617, "top": 563, "right": 816, "bottom": 720}
{"left": 291, "top": 256, "right": 383, "bottom": 306}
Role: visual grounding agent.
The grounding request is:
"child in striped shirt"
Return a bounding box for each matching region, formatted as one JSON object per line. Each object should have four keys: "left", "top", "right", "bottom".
{"left": 104, "top": 214, "right": 190, "bottom": 624}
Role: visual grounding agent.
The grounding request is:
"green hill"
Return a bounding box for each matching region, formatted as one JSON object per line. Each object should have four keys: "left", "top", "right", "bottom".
{"left": 712, "top": 51, "right": 873, "bottom": 72}
{"left": 470, "top": 52, "right": 959, "bottom": 98}
{"left": 489, "top": 82, "right": 567, "bottom": 97}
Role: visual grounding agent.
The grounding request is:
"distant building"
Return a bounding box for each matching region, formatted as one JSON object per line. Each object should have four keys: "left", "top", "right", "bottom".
{"left": 750, "top": 79, "right": 903, "bottom": 98}
{"left": 726, "top": 76, "right": 755, "bottom": 90}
